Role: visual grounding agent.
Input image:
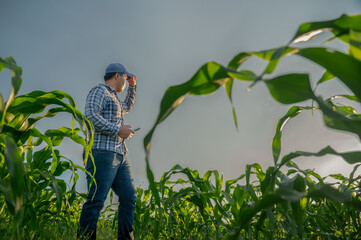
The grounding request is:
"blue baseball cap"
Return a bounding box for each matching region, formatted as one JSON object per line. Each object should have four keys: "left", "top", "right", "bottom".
{"left": 105, "top": 63, "right": 135, "bottom": 77}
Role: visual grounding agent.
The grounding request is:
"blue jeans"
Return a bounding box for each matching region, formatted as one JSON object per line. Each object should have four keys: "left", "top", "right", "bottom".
{"left": 78, "top": 149, "right": 137, "bottom": 240}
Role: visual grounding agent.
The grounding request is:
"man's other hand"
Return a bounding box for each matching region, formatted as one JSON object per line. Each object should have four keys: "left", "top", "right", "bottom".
{"left": 118, "top": 125, "right": 135, "bottom": 139}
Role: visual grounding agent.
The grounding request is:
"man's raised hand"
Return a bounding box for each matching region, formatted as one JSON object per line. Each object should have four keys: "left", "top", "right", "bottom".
{"left": 127, "top": 76, "right": 137, "bottom": 87}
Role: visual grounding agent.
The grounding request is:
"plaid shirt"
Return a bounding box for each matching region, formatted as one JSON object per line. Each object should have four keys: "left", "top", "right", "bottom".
{"left": 85, "top": 83, "right": 136, "bottom": 155}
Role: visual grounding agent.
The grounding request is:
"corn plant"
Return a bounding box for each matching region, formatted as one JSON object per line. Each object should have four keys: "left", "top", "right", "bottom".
{"left": 1, "top": 13, "right": 361, "bottom": 240}
{"left": 139, "top": 13, "right": 361, "bottom": 239}
{"left": 0, "top": 57, "right": 93, "bottom": 239}
{"left": 133, "top": 164, "right": 360, "bottom": 239}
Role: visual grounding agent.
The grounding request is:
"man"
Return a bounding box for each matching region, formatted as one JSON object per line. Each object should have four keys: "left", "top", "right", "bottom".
{"left": 78, "top": 63, "right": 137, "bottom": 240}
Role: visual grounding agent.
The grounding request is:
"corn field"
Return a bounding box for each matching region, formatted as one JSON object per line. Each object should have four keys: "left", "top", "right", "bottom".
{"left": 1, "top": 14, "right": 361, "bottom": 239}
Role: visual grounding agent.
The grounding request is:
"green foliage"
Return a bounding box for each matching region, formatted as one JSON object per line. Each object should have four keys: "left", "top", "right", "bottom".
{"left": 141, "top": 13, "right": 361, "bottom": 239}
{"left": 1, "top": 13, "right": 361, "bottom": 240}
{"left": 0, "top": 57, "right": 93, "bottom": 239}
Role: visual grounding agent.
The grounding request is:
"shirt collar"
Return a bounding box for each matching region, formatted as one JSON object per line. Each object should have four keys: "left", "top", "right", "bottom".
{"left": 100, "top": 83, "right": 117, "bottom": 94}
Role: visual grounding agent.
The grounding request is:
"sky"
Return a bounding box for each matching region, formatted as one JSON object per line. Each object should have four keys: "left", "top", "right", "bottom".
{"left": 1, "top": 0, "right": 361, "bottom": 193}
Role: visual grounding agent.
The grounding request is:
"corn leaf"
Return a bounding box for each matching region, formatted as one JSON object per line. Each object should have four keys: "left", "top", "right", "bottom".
{"left": 265, "top": 73, "right": 315, "bottom": 104}
{"left": 297, "top": 47, "right": 361, "bottom": 101}
{"left": 279, "top": 145, "right": 361, "bottom": 168}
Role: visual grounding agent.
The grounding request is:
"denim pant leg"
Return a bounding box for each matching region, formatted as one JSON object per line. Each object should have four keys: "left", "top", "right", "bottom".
{"left": 111, "top": 155, "right": 137, "bottom": 240}
{"left": 79, "top": 150, "right": 122, "bottom": 233}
